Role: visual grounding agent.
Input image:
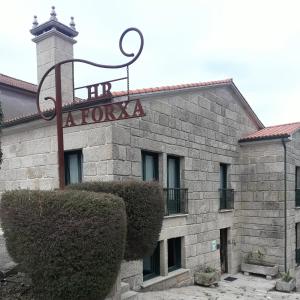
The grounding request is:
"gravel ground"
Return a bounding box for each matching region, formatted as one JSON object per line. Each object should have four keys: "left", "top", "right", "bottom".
{"left": 138, "top": 273, "right": 300, "bottom": 300}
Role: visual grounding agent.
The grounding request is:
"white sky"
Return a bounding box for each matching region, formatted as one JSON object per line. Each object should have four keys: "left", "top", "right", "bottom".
{"left": 1, "top": 0, "right": 300, "bottom": 126}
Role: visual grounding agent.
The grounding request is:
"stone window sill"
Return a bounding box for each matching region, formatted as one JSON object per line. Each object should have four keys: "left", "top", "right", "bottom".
{"left": 219, "top": 209, "right": 234, "bottom": 213}
{"left": 164, "top": 213, "right": 188, "bottom": 219}
{"left": 141, "top": 268, "right": 189, "bottom": 289}
{"left": 295, "top": 206, "right": 300, "bottom": 209}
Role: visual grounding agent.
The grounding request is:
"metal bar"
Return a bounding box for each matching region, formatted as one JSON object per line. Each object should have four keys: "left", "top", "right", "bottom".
{"left": 74, "top": 77, "right": 128, "bottom": 90}
{"left": 55, "top": 65, "right": 65, "bottom": 189}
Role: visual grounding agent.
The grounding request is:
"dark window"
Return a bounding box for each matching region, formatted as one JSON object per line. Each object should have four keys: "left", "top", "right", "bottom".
{"left": 296, "top": 167, "right": 300, "bottom": 207}
{"left": 142, "top": 151, "right": 159, "bottom": 181}
{"left": 296, "top": 223, "right": 300, "bottom": 265}
{"left": 220, "top": 163, "right": 228, "bottom": 190}
{"left": 143, "top": 242, "right": 160, "bottom": 280}
{"left": 219, "top": 163, "right": 234, "bottom": 210}
{"left": 168, "top": 237, "right": 181, "bottom": 272}
{"left": 64, "top": 150, "right": 82, "bottom": 185}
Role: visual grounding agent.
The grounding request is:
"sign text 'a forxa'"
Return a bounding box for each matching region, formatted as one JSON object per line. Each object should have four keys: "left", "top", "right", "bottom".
{"left": 64, "top": 99, "right": 145, "bottom": 128}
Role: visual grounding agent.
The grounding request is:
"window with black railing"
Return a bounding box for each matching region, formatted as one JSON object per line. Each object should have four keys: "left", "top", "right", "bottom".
{"left": 163, "top": 188, "right": 188, "bottom": 215}
{"left": 219, "top": 188, "right": 234, "bottom": 210}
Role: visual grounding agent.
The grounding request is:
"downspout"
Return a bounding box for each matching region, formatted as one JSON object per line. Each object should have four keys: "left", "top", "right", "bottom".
{"left": 282, "top": 138, "right": 287, "bottom": 273}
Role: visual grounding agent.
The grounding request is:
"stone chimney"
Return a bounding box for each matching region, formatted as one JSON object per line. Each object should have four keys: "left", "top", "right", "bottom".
{"left": 30, "top": 6, "right": 78, "bottom": 109}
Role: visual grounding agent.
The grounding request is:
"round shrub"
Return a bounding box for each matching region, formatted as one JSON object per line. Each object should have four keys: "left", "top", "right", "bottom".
{"left": 0, "top": 189, "right": 127, "bottom": 300}
{"left": 68, "top": 181, "right": 164, "bottom": 261}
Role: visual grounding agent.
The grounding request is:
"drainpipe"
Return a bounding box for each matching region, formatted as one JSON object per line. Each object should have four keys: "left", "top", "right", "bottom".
{"left": 282, "top": 138, "right": 287, "bottom": 273}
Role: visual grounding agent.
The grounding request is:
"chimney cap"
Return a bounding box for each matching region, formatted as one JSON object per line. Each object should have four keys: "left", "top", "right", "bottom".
{"left": 30, "top": 6, "right": 78, "bottom": 38}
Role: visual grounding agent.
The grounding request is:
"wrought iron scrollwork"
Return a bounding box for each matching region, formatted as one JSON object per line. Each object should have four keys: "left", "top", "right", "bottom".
{"left": 36, "top": 27, "right": 144, "bottom": 120}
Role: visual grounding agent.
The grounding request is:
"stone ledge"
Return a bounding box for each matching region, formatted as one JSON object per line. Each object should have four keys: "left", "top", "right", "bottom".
{"left": 218, "top": 209, "right": 234, "bottom": 213}
{"left": 141, "top": 268, "right": 191, "bottom": 291}
{"left": 164, "top": 214, "right": 188, "bottom": 219}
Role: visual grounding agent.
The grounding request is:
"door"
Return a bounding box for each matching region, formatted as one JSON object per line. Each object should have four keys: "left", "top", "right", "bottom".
{"left": 220, "top": 228, "right": 228, "bottom": 273}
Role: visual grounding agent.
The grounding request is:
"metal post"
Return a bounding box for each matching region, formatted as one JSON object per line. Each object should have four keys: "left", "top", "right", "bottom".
{"left": 55, "top": 65, "right": 65, "bottom": 189}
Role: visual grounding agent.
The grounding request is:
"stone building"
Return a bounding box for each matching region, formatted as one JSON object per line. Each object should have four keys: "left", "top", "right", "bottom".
{"left": 1, "top": 6, "right": 300, "bottom": 298}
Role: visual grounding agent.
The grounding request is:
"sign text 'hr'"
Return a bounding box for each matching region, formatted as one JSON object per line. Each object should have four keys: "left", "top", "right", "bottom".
{"left": 64, "top": 99, "right": 145, "bottom": 128}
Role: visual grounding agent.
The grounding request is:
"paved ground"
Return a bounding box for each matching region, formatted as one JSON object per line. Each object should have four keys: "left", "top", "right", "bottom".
{"left": 138, "top": 273, "right": 300, "bottom": 300}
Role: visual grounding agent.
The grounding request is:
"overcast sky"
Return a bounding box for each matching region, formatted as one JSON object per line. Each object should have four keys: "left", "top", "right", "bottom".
{"left": 1, "top": 0, "right": 300, "bottom": 126}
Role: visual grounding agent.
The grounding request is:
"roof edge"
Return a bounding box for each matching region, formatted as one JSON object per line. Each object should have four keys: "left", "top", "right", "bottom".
{"left": 229, "top": 81, "right": 264, "bottom": 129}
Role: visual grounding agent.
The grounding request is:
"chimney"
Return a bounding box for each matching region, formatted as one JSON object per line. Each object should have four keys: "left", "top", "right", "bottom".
{"left": 30, "top": 6, "right": 78, "bottom": 109}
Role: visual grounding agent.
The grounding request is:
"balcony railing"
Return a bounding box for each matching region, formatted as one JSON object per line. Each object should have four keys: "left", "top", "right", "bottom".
{"left": 219, "top": 188, "right": 234, "bottom": 210}
{"left": 163, "top": 188, "right": 188, "bottom": 216}
{"left": 296, "top": 189, "right": 300, "bottom": 207}
{"left": 296, "top": 248, "right": 300, "bottom": 265}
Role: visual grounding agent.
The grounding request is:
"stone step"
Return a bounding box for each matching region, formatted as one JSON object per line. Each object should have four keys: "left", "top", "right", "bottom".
{"left": 121, "top": 281, "right": 130, "bottom": 294}
{"left": 121, "top": 290, "right": 138, "bottom": 300}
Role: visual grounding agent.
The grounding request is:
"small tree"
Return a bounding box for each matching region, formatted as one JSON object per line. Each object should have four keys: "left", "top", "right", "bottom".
{"left": 0, "top": 189, "right": 127, "bottom": 300}
{"left": 68, "top": 181, "right": 165, "bottom": 260}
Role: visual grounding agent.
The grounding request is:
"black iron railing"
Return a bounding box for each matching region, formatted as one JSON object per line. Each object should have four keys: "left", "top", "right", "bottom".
{"left": 296, "top": 189, "right": 300, "bottom": 207}
{"left": 219, "top": 188, "right": 234, "bottom": 210}
{"left": 296, "top": 248, "right": 300, "bottom": 265}
{"left": 163, "top": 188, "right": 188, "bottom": 215}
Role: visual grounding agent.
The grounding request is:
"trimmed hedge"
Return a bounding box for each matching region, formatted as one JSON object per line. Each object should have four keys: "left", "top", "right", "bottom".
{"left": 68, "top": 181, "right": 164, "bottom": 260}
{"left": 0, "top": 189, "right": 127, "bottom": 300}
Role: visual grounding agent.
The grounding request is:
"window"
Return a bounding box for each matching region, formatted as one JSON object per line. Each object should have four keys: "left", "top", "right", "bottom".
{"left": 167, "top": 156, "right": 180, "bottom": 189}
{"left": 142, "top": 151, "right": 159, "bottom": 280}
{"left": 168, "top": 237, "right": 181, "bottom": 272}
{"left": 143, "top": 242, "right": 160, "bottom": 280}
{"left": 296, "top": 223, "right": 300, "bottom": 265}
{"left": 142, "top": 151, "right": 159, "bottom": 181}
{"left": 296, "top": 167, "right": 300, "bottom": 207}
{"left": 220, "top": 163, "right": 228, "bottom": 190}
{"left": 64, "top": 150, "right": 82, "bottom": 185}
{"left": 166, "top": 156, "right": 181, "bottom": 214}
{"left": 219, "top": 163, "right": 234, "bottom": 210}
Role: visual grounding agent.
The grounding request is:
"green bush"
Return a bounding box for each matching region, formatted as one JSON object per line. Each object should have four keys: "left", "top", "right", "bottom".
{"left": 68, "top": 181, "right": 164, "bottom": 260}
{"left": 0, "top": 189, "right": 127, "bottom": 300}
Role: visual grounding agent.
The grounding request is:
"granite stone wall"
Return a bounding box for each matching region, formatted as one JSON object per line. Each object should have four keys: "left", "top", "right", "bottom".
{"left": 0, "top": 84, "right": 260, "bottom": 290}
{"left": 238, "top": 141, "right": 285, "bottom": 269}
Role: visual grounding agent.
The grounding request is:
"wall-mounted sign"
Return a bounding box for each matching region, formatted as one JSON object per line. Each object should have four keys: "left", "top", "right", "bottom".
{"left": 64, "top": 99, "right": 145, "bottom": 128}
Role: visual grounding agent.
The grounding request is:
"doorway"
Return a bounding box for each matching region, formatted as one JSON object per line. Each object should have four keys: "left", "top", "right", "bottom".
{"left": 220, "top": 228, "right": 228, "bottom": 273}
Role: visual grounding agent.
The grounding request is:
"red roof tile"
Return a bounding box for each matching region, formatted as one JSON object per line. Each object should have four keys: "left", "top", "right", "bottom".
{"left": 0, "top": 73, "right": 37, "bottom": 93}
{"left": 1, "top": 76, "right": 263, "bottom": 130}
{"left": 239, "top": 122, "right": 300, "bottom": 142}
{"left": 111, "top": 79, "right": 233, "bottom": 97}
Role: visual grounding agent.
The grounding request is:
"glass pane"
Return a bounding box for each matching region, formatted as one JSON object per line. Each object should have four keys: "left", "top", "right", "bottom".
{"left": 220, "top": 164, "right": 227, "bottom": 189}
{"left": 143, "top": 256, "right": 152, "bottom": 276}
{"left": 297, "top": 168, "right": 300, "bottom": 189}
{"left": 145, "top": 155, "right": 155, "bottom": 181}
{"left": 168, "top": 238, "right": 181, "bottom": 270}
{"left": 68, "top": 153, "right": 80, "bottom": 184}
{"left": 168, "top": 157, "right": 179, "bottom": 188}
